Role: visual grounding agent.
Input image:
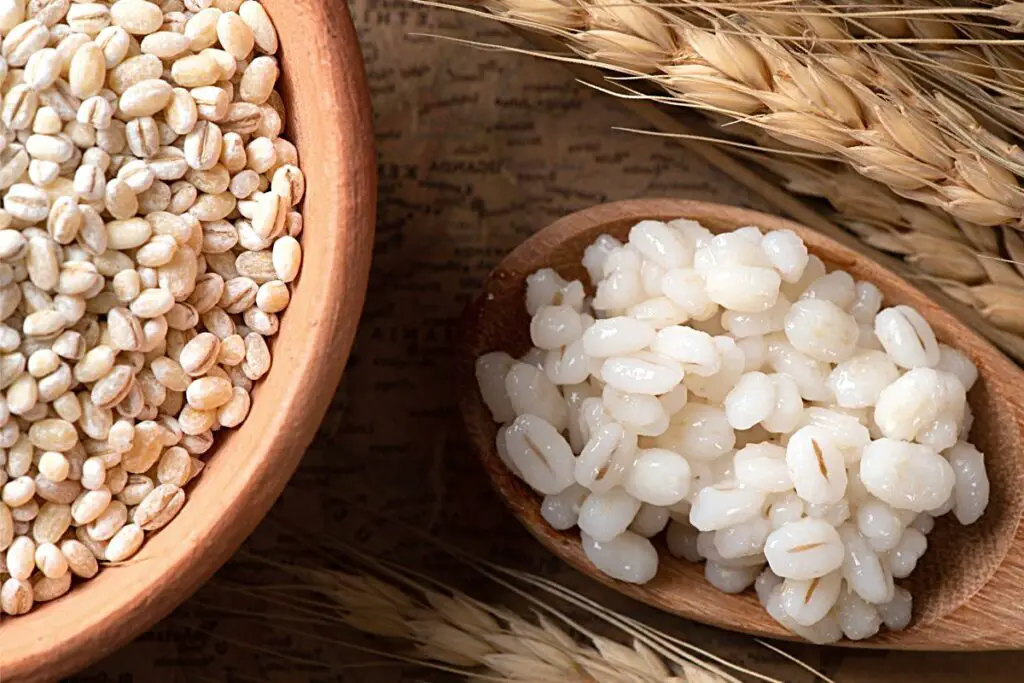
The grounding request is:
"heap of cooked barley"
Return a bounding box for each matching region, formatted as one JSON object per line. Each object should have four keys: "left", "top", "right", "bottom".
{"left": 0, "top": 0, "right": 304, "bottom": 616}
{"left": 476, "top": 219, "right": 989, "bottom": 643}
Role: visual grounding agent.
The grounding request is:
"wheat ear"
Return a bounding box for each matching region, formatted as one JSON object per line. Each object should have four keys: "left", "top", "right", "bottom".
{"left": 424, "top": 0, "right": 1024, "bottom": 352}
{"left": 189, "top": 546, "right": 831, "bottom": 683}
{"left": 470, "top": 0, "right": 1024, "bottom": 230}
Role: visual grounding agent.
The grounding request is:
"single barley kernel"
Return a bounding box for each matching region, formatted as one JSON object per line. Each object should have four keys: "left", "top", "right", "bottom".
{"left": 110, "top": 0, "right": 162, "bottom": 35}
{"left": 68, "top": 42, "right": 106, "bottom": 98}
{"left": 28, "top": 419, "right": 77, "bottom": 451}
{"left": 244, "top": 136, "right": 275, "bottom": 175}
{"left": 104, "top": 521, "right": 141, "bottom": 561}
{"left": 164, "top": 86, "right": 197, "bottom": 135}
{"left": 242, "top": 331, "right": 269, "bottom": 379}
{"left": 86, "top": 499, "right": 125, "bottom": 540}
{"left": 148, "top": 146, "right": 188, "bottom": 180}
{"left": 4, "top": 20, "right": 50, "bottom": 67}
{"left": 11, "top": 499, "right": 38, "bottom": 523}
{"left": 116, "top": 474, "right": 152, "bottom": 507}
{"left": 239, "top": 55, "right": 276, "bottom": 104}
{"left": 105, "top": 465, "right": 127, "bottom": 495}
{"left": 133, "top": 483, "right": 184, "bottom": 530}
{"left": 95, "top": 119, "right": 127, "bottom": 155}
{"left": 119, "top": 78, "right": 173, "bottom": 118}
{"left": 155, "top": 446, "right": 189, "bottom": 487}
{"left": 189, "top": 191, "right": 234, "bottom": 222}
{"left": 5, "top": 182, "right": 50, "bottom": 222}
{"left": 165, "top": 303, "right": 197, "bottom": 331}
{"left": 125, "top": 116, "right": 159, "bottom": 158}
{"left": 239, "top": 1, "right": 276, "bottom": 54}
{"left": 74, "top": 525, "right": 107, "bottom": 560}
{"left": 27, "top": 133, "right": 74, "bottom": 163}
{"left": 188, "top": 164, "right": 230, "bottom": 194}
{"left": 70, "top": 486, "right": 110, "bottom": 525}
{"left": 178, "top": 404, "right": 215, "bottom": 435}
{"left": 7, "top": 437, "right": 33, "bottom": 477}
{"left": 1, "top": 577, "right": 33, "bottom": 614}
{"left": 66, "top": 3, "right": 110, "bottom": 35}
{"left": 60, "top": 538, "right": 98, "bottom": 578}
{"left": 34, "top": 541, "right": 68, "bottom": 578}
{"left": 0, "top": 0, "right": 26, "bottom": 34}
{"left": 90, "top": 364, "right": 133, "bottom": 408}
{"left": 269, "top": 235, "right": 300, "bottom": 282}
{"left": 108, "top": 307, "right": 145, "bottom": 352}
{"left": 33, "top": 572, "right": 72, "bottom": 602}
{"left": 31, "top": 501, "right": 72, "bottom": 545}
{"left": 185, "top": 375, "right": 232, "bottom": 409}
{"left": 140, "top": 30, "right": 190, "bottom": 59}
{"left": 183, "top": 119, "right": 222, "bottom": 170}
{"left": 220, "top": 276, "right": 256, "bottom": 313}
{"left": 217, "top": 12, "right": 253, "bottom": 60}
{"left": 104, "top": 178, "right": 138, "bottom": 219}
{"left": 216, "top": 385, "right": 249, "bottom": 427}
{"left": 24, "top": 49, "right": 61, "bottom": 92}
{"left": 253, "top": 278, "right": 287, "bottom": 313}
{"left": 220, "top": 101, "right": 260, "bottom": 134}
{"left": 171, "top": 51, "right": 220, "bottom": 88}
{"left": 130, "top": 288, "right": 174, "bottom": 318}
{"left": 34, "top": 476, "right": 80, "bottom": 506}
{"left": 185, "top": 7, "right": 220, "bottom": 50}
{"left": 65, "top": 120, "right": 97, "bottom": 151}
{"left": 116, "top": 160, "right": 154, "bottom": 195}
{"left": 7, "top": 535, "right": 36, "bottom": 579}
{"left": 179, "top": 331, "right": 219, "bottom": 376}
{"left": 37, "top": 451, "right": 69, "bottom": 482}
{"left": 28, "top": 159, "right": 59, "bottom": 187}
{"left": 138, "top": 180, "right": 170, "bottom": 213}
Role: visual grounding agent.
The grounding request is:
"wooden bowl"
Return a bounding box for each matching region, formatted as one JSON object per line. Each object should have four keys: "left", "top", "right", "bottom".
{"left": 458, "top": 199, "right": 1024, "bottom": 650}
{"left": 2, "top": 4, "right": 376, "bottom": 681}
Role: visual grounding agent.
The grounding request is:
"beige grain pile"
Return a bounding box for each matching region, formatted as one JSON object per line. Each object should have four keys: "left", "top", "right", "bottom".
{"left": 0, "top": 0, "right": 304, "bottom": 615}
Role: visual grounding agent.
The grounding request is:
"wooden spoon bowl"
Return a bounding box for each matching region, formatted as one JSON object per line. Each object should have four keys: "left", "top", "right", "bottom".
{"left": 457, "top": 199, "right": 1024, "bottom": 650}
{"left": 2, "top": 3, "right": 375, "bottom": 681}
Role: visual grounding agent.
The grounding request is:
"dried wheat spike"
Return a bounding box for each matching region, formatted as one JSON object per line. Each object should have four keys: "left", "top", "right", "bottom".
{"left": 473, "top": 0, "right": 1024, "bottom": 229}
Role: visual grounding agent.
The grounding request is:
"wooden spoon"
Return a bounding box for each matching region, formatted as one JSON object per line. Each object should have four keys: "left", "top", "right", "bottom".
{"left": 457, "top": 198, "right": 1024, "bottom": 650}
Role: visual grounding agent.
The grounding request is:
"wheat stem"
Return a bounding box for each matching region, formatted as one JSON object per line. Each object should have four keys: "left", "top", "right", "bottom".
{"left": 208, "top": 512, "right": 834, "bottom": 682}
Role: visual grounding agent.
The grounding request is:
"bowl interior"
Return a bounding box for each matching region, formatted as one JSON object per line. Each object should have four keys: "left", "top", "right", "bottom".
{"left": 3, "top": 3, "right": 375, "bottom": 680}
{"left": 458, "top": 198, "right": 1024, "bottom": 644}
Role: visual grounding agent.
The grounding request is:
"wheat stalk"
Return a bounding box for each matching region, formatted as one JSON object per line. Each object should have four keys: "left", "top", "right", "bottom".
{"left": 595, "top": 2, "right": 1022, "bottom": 223}
{"left": 192, "top": 546, "right": 831, "bottom": 683}
{"left": 420, "top": 0, "right": 1024, "bottom": 354}
{"left": 456, "top": 0, "right": 1024, "bottom": 219}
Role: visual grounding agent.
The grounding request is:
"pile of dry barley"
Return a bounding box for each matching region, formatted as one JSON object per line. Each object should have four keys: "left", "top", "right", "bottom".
{"left": 0, "top": 0, "right": 303, "bottom": 615}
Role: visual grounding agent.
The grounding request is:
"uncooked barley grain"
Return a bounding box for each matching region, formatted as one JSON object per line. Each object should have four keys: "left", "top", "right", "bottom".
{"left": 477, "top": 218, "right": 989, "bottom": 643}
{"left": 0, "top": 0, "right": 304, "bottom": 616}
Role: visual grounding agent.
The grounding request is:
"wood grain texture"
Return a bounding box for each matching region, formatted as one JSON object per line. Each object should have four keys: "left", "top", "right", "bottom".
{"left": 0, "top": 2, "right": 376, "bottom": 680}
{"left": 458, "top": 198, "right": 1024, "bottom": 650}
